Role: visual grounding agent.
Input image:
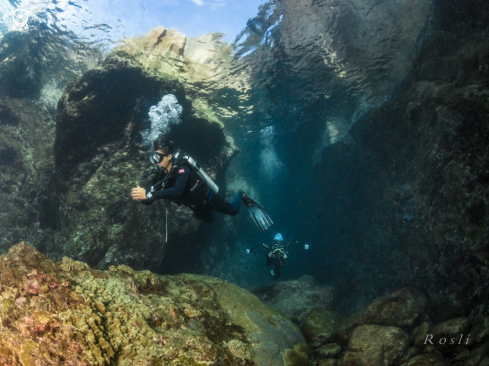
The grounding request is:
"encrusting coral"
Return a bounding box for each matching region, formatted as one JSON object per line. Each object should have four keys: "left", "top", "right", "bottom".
{"left": 0, "top": 242, "right": 309, "bottom": 365}
{"left": 60, "top": 256, "right": 89, "bottom": 272}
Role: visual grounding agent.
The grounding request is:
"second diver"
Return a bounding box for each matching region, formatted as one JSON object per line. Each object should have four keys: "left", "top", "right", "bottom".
{"left": 247, "top": 233, "right": 310, "bottom": 278}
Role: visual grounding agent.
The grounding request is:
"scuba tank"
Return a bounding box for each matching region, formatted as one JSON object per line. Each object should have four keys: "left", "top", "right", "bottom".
{"left": 175, "top": 152, "right": 219, "bottom": 194}
{"left": 150, "top": 152, "right": 219, "bottom": 195}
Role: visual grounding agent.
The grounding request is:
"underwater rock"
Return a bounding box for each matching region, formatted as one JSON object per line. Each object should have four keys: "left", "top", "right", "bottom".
{"left": 0, "top": 32, "right": 42, "bottom": 99}
{"left": 462, "top": 340, "right": 489, "bottom": 366}
{"left": 412, "top": 322, "right": 431, "bottom": 348}
{"left": 301, "top": 309, "right": 346, "bottom": 343}
{"left": 250, "top": 276, "right": 335, "bottom": 324}
{"left": 0, "top": 28, "right": 102, "bottom": 259}
{"left": 341, "top": 324, "right": 410, "bottom": 366}
{"left": 468, "top": 316, "right": 489, "bottom": 345}
{"left": 334, "top": 287, "right": 427, "bottom": 344}
{"left": 116, "top": 27, "right": 241, "bottom": 124}
{"left": 134, "top": 26, "right": 186, "bottom": 59}
{"left": 398, "top": 353, "right": 450, "bottom": 366}
{"left": 0, "top": 242, "right": 309, "bottom": 365}
{"left": 397, "top": 346, "right": 421, "bottom": 364}
{"left": 428, "top": 317, "right": 470, "bottom": 347}
{"left": 54, "top": 37, "right": 239, "bottom": 268}
{"left": 318, "top": 359, "right": 339, "bottom": 366}
{"left": 303, "top": 0, "right": 489, "bottom": 323}
{"left": 0, "top": 97, "right": 57, "bottom": 252}
{"left": 316, "top": 343, "right": 342, "bottom": 358}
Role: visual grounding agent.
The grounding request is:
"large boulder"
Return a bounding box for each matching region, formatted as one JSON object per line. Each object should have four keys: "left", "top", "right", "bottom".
{"left": 301, "top": 309, "right": 346, "bottom": 343}
{"left": 251, "top": 275, "right": 335, "bottom": 324}
{"left": 0, "top": 242, "right": 310, "bottom": 365}
{"left": 53, "top": 33, "right": 240, "bottom": 269}
{"left": 342, "top": 325, "right": 410, "bottom": 366}
{"left": 429, "top": 317, "right": 470, "bottom": 345}
{"left": 333, "top": 288, "right": 427, "bottom": 344}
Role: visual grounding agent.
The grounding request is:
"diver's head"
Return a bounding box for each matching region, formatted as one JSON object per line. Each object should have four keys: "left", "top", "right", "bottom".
{"left": 151, "top": 136, "right": 174, "bottom": 173}
{"left": 274, "top": 233, "right": 284, "bottom": 242}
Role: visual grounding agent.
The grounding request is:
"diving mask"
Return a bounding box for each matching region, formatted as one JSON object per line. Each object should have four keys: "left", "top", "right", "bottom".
{"left": 149, "top": 152, "right": 168, "bottom": 166}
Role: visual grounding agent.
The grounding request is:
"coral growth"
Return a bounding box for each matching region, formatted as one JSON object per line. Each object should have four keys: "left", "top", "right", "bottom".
{"left": 0, "top": 242, "right": 308, "bottom": 365}
{"left": 60, "top": 256, "right": 89, "bottom": 272}
{"left": 115, "top": 264, "right": 133, "bottom": 276}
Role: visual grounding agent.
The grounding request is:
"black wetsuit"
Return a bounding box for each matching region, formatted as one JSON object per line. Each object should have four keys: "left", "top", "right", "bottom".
{"left": 142, "top": 164, "right": 242, "bottom": 223}
{"left": 265, "top": 240, "right": 289, "bottom": 278}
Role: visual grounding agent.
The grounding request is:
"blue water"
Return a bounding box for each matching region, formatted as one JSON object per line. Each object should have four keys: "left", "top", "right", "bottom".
{"left": 0, "top": 0, "right": 439, "bottom": 305}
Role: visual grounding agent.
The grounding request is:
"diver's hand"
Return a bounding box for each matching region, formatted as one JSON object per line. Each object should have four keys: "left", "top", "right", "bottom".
{"left": 131, "top": 187, "right": 147, "bottom": 200}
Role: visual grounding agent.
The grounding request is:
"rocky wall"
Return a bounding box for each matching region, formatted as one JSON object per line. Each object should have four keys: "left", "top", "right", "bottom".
{"left": 309, "top": 0, "right": 489, "bottom": 321}
{"left": 0, "top": 28, "right": 101, "bottom": 254}
{"left": 52, "top": 28, "right": 241, "bottom": 270}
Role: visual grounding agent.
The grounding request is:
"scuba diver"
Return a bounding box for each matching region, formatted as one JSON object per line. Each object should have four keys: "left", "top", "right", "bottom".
{"left": 131, "top": 136, "right": 273, "bottom": 231}
{"left": 247, "top": 233, "right": 310, "bottom": 278}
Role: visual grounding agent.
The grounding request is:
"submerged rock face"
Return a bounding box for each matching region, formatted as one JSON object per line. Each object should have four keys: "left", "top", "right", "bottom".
{"left": 251, "top": 275, "right": 335, "bottom": 324}
{"left": 0, "top": 242, "right": 309, "bottom": 365}
{"left": 0, "top": 29, "right": 100, "bottom": 255}
{"left": 0, "top": 98, "right": 56, "bottom": 253}
{"left": 53, "top": 32, "right": 240, "bottom": 269}
{"left": 306, "top": 0, "right": 489, "bottom": 320}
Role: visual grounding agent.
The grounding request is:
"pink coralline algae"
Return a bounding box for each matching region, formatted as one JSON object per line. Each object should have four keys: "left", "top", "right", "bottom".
{"left": 24, "top": 279, "right": 43, "bottom": 295}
